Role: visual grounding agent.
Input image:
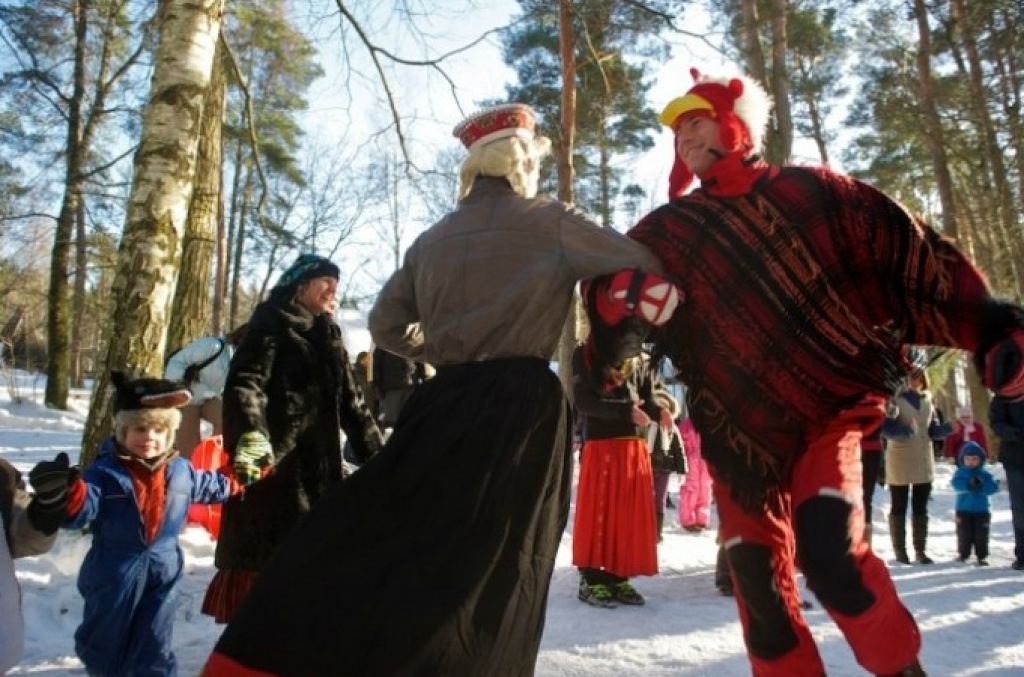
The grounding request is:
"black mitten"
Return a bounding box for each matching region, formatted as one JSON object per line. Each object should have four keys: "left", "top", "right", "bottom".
{"left": 968, "top": 475, "right": 983, "bottom": 490}
{"left": 29, "top": 452, "right": 71, "bottom": 511}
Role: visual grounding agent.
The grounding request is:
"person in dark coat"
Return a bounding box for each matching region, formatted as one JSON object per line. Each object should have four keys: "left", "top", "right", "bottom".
{"left": 990, "top": 392, "right": 1024, "bottom": 570}
{"left": 352, "top": 351, "right": 379, "bottom": 422}
{"left": 65, "top": 373, "right": 235, "bottom": 677}
{"left": 201, "top": 254, "right": 383, "bottom": 624}
{"left": 649, "top": 389, "right": 687, "bottom": 541}
{"left": 371, "top": 345, "right": 425, "bottom": 428}
{"left": 200, "top": 103, "right": 676, "bottom": 677}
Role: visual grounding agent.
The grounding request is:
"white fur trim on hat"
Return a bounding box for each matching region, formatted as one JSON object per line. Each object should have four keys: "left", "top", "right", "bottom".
{"left": 114, "top": 407, "right": 182, "bottom": 446}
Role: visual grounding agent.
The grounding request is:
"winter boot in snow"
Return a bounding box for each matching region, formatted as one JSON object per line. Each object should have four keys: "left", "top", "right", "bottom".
{"left": 878, "top": 657, "right": 927, "bottom": 676}
{"left": 656, "top": 513, "right": 665, "bottom": 543}
{"left": 612, "top": 580, "right": 646, "bottom": 606}
{"left": 578, "top": 579, "right": 617, "bottom": 608}
{"left": 912, "top": 514, "right": 933, "bottom": 564}
{"left": 889, "top": 514, "right": 910, "bottom": 564}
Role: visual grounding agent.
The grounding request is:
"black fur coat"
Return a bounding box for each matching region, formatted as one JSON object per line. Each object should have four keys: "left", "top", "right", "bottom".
{"left": 216, "top": 287, "right": 383, "bottom": 570}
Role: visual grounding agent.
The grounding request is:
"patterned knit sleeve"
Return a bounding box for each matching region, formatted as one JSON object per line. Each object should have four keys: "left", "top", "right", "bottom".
{"left": 832, "top": 170, "right": 1022, "bottom": 353}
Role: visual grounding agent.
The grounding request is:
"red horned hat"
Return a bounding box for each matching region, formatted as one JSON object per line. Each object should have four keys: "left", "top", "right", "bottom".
{"left": 660, "top": 69, "right": 772, "bottom": 199}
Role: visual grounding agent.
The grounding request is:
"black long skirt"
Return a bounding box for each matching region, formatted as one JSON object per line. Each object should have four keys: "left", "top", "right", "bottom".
{"left": 203, "top": 357, "right": 572, "bottom": 677}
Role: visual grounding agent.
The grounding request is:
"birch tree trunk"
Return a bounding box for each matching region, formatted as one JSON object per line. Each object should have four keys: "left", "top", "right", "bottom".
{"left": 80, "top": 0, "right": 225, "bottom": 463}
{"left": 167, "top": 40, "right": 226, "bottom": 352}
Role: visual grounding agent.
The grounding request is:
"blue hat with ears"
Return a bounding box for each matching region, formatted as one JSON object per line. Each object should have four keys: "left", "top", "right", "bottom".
{"left": 958, "top": 441, "right": 987, "bottom": 465}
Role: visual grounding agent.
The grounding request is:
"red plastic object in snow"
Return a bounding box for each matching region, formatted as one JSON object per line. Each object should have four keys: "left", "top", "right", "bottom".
{"left": 187, "top": 435, "right": 229, "bottom": 540}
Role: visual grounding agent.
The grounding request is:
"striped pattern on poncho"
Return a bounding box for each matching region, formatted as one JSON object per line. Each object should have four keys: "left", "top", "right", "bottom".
{"left": 628, "top": 165, "right": 1013, "bottom": 511}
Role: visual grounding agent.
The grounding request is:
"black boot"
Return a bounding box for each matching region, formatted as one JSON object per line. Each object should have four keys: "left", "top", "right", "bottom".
{"left": 889, "top": 514, "right": 909, "bottom": 564}
{"left": 656, "top": 513, "right": 664, "bottom": 543}
{"left": 912, "top": 514, "right": 933, "bottom": 564}
{"left": 878, "top": 657, "right": 927, "bottom": 676}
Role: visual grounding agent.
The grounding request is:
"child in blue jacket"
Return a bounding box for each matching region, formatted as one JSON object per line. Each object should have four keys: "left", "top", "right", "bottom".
{"left": 950, "top": 441, "right": 1000, "bottom": 566}
{"left": 65, "top": 372, "right": 237, "bottom": 677}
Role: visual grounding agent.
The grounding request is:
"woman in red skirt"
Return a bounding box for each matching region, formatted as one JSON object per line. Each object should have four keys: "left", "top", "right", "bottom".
{"left": 571, "top": 343, "right": 670, "bottom": 607}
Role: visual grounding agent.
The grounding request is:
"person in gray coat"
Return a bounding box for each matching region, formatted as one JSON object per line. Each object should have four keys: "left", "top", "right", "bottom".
{"left": 203, "top": 103, "right": 678, "bottom": 677}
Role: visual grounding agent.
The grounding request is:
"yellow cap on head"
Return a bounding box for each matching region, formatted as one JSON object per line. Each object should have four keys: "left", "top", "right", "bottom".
{"left": 659, "top": 92, "right": 715, "bottom": 127}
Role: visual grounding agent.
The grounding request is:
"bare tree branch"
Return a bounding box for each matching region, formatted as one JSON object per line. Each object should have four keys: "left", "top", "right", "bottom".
{"left": 219, "top": 29, "right": 269, "bottom": 219}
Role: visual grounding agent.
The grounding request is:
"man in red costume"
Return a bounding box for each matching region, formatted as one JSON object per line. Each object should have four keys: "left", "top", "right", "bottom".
{"left": 615, "top": 68, "right": 1024, "bottom": 677}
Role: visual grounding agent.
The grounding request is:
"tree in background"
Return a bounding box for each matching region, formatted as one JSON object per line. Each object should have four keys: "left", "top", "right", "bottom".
{"left": 220, "top": 0, "right": 322, "bottom": 328}
{"left": 0, "top": 0, "right": 154, "bottom": 408}
{"left": 501, "top": 0, "right": 669, "bottom": 227}
{"left": 786, "top": 1, "right": 848, "bottom": 164}
{"left": 843, "top": 0, "right": 1022, "bottom": 302}
{"left": 80, "top": 0, "right": 225, "bottom": 464}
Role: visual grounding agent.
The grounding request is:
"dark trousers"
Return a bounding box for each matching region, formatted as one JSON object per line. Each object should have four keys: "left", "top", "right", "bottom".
{"left": 955, "top": 511, "right": 991, "bottom": 561}
{"left": 861, "top": 449, "right": 883, "bottom": 518}
{"left": 579, "top": 567, "right": 627, "bottom": 585}
{"left": 1005, "top": 466, "right": 1024, "bottom": 563}
{"left": 888, "top": 482, "right": 931, "bottom": 517}
{"left": 652, "top": 471, "right": 671, "bottom": 516}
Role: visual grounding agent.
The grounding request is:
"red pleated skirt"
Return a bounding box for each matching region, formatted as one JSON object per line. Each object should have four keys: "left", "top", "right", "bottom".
{"left": 572, "top": 437, "right": 658, "bottom": 577}
{"left": 201, "top": 569, "right": 259, "bottom": 624}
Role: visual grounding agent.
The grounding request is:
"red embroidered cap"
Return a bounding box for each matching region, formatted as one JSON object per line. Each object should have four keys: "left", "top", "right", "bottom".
{"left": 452, "top": 103, "right": 537, "bottom": 150}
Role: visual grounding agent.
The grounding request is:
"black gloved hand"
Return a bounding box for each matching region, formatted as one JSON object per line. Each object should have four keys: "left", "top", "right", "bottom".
{"left": 29, "top": 452, "right": 71, "bottom": 512}
{"left": 968, "top": 475, "right": 983, "bottom": 490}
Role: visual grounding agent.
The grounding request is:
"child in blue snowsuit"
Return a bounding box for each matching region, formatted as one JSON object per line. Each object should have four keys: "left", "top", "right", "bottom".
{"left": 65, "top": 372, "right": 236, "bottom": 677}
{"left": 951, "top": 440, "right": 999, "bottom": 566}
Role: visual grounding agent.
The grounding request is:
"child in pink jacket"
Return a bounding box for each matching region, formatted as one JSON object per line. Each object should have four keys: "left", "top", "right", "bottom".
{"left": 678, "top": 416, "right": 712, "bottom": 531}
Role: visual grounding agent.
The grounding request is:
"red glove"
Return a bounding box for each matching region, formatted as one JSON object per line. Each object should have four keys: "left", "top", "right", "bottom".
{"left": 586, "top": 269, "right": 680, "bottom": 328}
{"left": 981, "top": 328, "right": 1024, "bottom": 400}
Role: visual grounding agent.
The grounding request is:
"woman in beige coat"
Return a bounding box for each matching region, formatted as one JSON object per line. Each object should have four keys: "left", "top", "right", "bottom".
{"left": 881, "top": 370, "right": 951, "bottom": 564}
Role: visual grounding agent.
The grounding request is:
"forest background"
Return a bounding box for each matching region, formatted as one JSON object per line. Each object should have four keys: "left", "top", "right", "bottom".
{"left": 0, "top": 0, "right": 1022, "bottom": 461}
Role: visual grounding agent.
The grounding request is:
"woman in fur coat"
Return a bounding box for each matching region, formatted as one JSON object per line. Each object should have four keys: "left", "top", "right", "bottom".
{"left": 201, "top": 254, "right": 383, "bottom": 623}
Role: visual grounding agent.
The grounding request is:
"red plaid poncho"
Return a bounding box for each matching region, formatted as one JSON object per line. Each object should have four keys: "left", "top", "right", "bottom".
{"left": 629, "top": 165, "right": 1018, "bottom": 511}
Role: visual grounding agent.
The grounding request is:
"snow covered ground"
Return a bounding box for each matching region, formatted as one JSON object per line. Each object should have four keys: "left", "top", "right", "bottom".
{"left": 2, "top": 370, "right": 1022, "bottom": 676}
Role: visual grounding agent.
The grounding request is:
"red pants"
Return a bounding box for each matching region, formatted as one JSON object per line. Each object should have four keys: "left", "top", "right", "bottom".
{"left": 715, "top": 401, "right": 920, "bottom": 676}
